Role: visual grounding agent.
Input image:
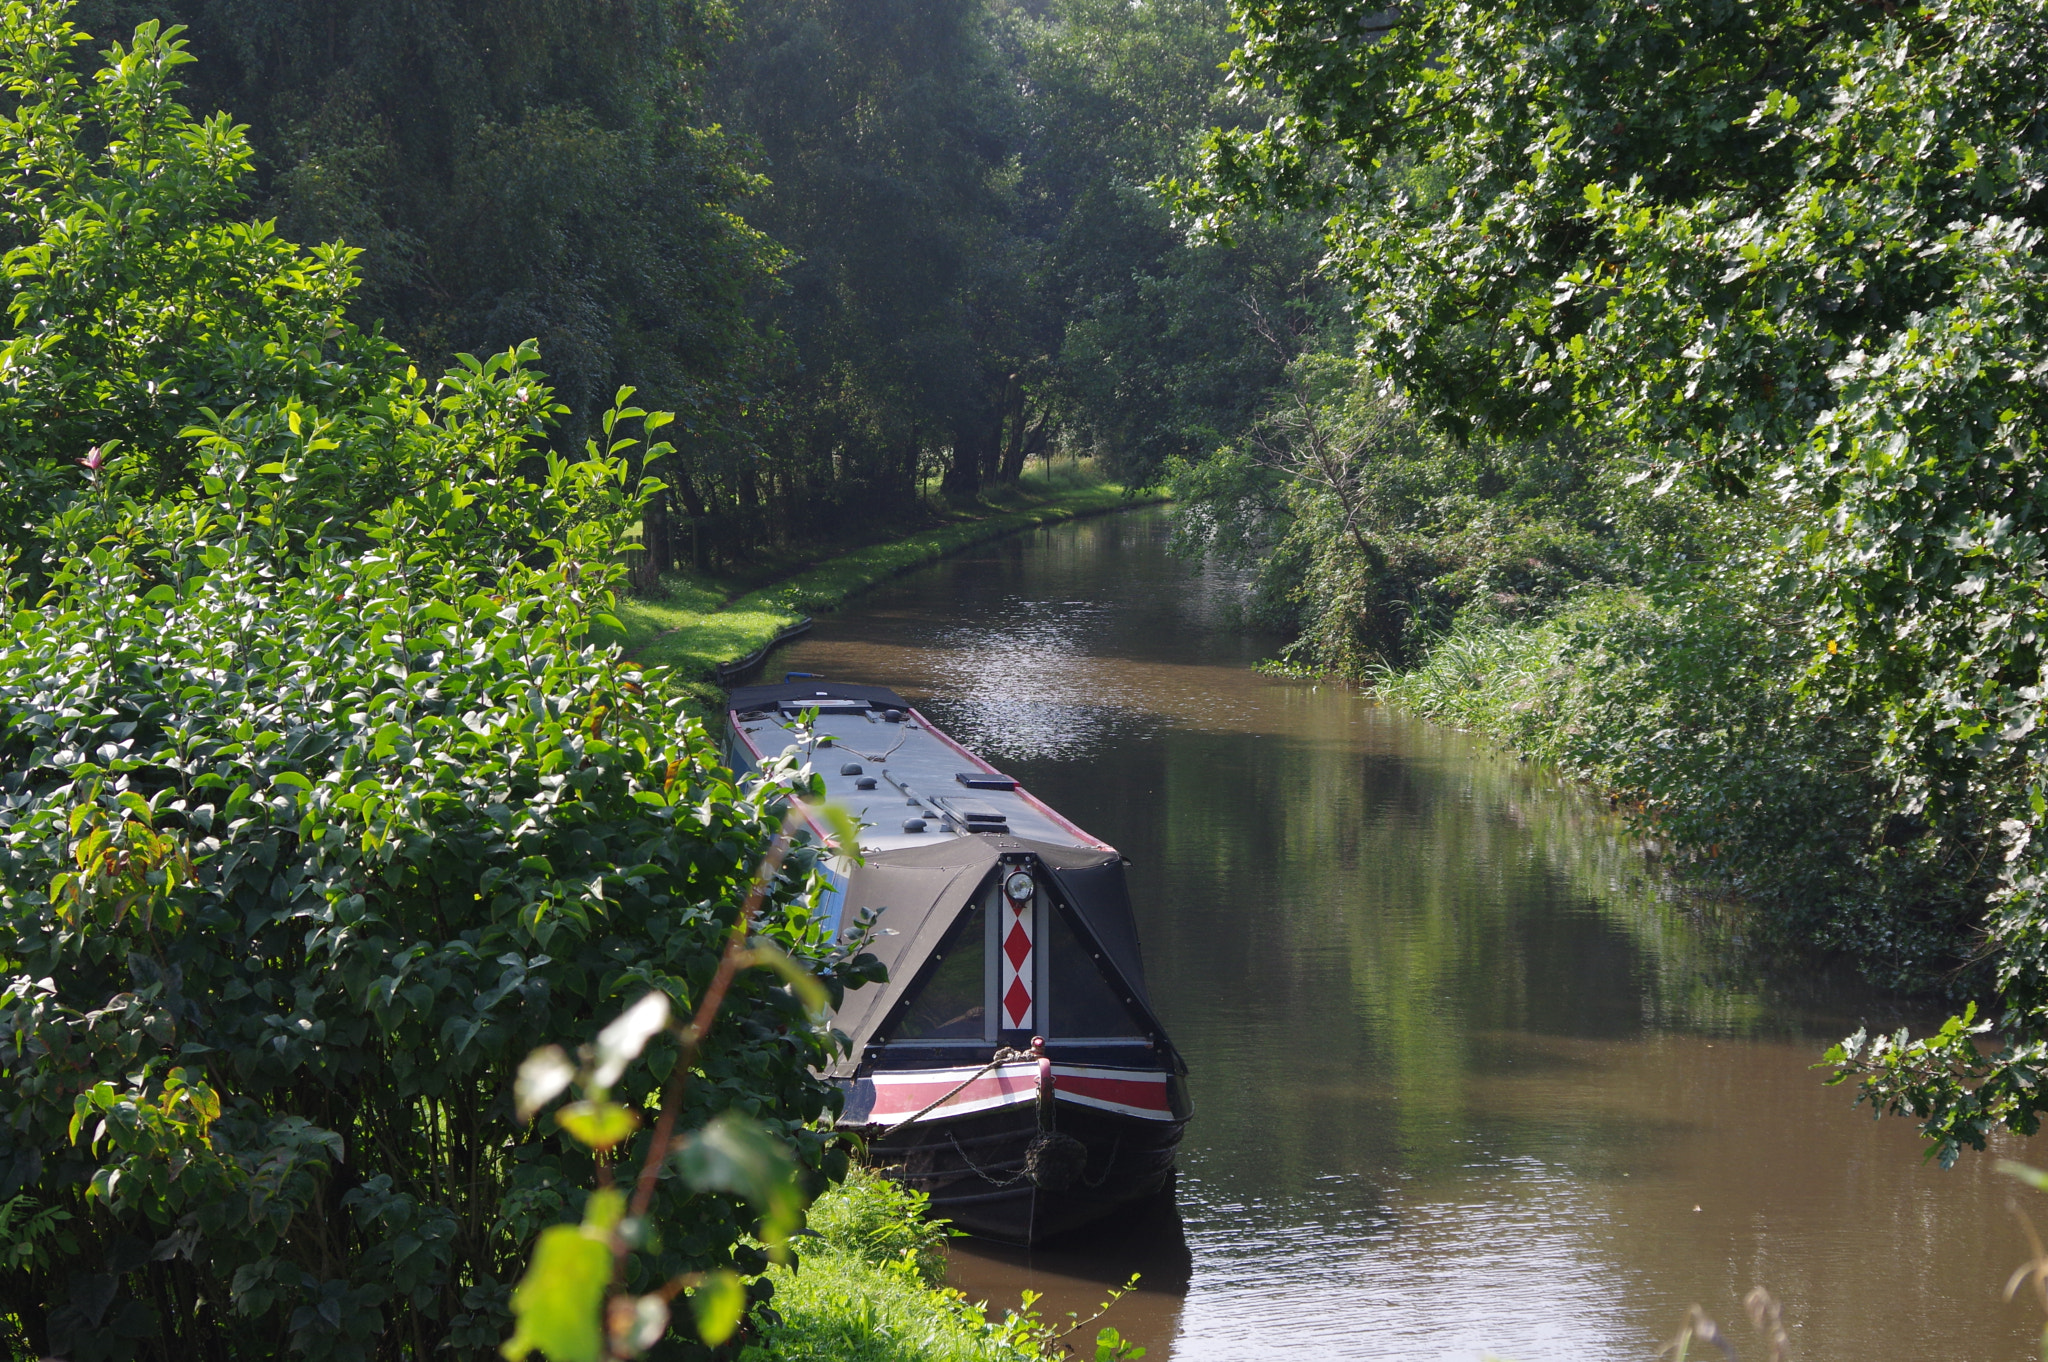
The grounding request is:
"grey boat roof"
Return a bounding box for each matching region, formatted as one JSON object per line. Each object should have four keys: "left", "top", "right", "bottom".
{"left": 726, "top": 679, "right": 1110, "bottom": 855}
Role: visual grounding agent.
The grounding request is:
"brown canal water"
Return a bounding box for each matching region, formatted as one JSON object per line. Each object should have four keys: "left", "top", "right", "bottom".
{"left": 772, "top": 506, "right": 2041, "bottom": 1361}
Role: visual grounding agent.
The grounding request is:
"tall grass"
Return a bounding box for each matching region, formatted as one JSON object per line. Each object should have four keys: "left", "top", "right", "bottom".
{"left": 744, "top": 1171, "right": 1048, "bottom": 1362}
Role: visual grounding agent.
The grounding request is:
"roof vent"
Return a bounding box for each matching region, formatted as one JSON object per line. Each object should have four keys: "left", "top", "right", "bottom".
{"left": 882, "top": 709, "right": 904, "bottom": 723}
{"left": 902, "top": 818, "right": 927, "bottom": 834}
{"left": 840, "top": 763, "right": 863, "bottom": 776}
{"left": 855, "top": 777, "right": 878, "bottom": 791}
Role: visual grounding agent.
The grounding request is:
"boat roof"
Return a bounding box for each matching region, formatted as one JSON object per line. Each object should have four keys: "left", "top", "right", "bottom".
{"left": 726, "top": 679, "right": 1111, "bottom": 855}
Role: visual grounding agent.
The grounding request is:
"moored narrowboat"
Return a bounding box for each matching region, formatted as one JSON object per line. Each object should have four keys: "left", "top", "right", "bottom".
{"left": 725, "top": 678, "right": 1190, "bottom": 1245}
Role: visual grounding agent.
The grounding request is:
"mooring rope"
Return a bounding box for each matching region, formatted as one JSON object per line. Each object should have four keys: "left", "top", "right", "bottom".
{"left": 874, "top": 1047, "right": 1034, "bottom": 1141}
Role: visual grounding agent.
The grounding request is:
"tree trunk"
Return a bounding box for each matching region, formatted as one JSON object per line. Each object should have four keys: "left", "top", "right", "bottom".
{"left": 941, "top": 434, "right": 981, "bottom": 497}
{"left": 630, "top": 486, "right": 670, "bottom": 594}
{"left": 1000, "top": 406, "right": 1043, "bottom": 483}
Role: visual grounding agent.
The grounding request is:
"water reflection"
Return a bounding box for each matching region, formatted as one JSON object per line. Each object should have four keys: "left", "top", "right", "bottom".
{"left": 776, "top": 509, "right": 2040, "bottom": 1362}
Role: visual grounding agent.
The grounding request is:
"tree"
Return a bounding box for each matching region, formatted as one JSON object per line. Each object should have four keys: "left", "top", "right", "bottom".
{"left": 1181, "top": 0, "right": 2048, "bottom": 1161}
{"left": 0, "top": 11, "right": 398, "bottom": 563}
{"left": 71, "top": 0, "right": 785, "bottom": 454}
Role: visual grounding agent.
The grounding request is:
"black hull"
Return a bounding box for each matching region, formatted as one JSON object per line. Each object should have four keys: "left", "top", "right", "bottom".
{"left": 861, "top": 1099, "right": 1186, "bottom": 1245}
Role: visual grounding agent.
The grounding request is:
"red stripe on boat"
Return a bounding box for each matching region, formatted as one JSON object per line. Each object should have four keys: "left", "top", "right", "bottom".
{"left": 864, "top": 1064, "right": 1175, "bottom": 1123}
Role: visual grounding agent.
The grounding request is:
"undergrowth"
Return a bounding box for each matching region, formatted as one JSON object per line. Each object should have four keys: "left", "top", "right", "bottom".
{"left": 746, "top": 1170, "right": 1143, "bottom": 1362}
{"left": 1374, "top": 586, "right": 2000, "bottom": 994}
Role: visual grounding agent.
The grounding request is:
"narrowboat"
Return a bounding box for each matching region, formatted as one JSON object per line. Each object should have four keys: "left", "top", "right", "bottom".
{"left": 725, "top": 678, "right": 1190, "bottom": 1245}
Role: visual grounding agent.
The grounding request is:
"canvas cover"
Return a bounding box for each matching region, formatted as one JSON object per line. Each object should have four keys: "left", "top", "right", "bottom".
{"left": 827, "top": 834, "right": 1166, "bottom": 1076}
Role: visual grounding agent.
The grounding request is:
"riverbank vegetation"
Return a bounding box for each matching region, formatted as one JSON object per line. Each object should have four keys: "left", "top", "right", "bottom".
{"left": 0, "top": 1, "right": 1241, "bottom": 1355}
{"left": 610, "top": 471, "right": 1158, "bottom": 705}
{"left": 12, "top": 0, "right": 2042, "bottom": 1351}
{"left": 1165, "top": 0, "right": 2048, "bottom": 1163}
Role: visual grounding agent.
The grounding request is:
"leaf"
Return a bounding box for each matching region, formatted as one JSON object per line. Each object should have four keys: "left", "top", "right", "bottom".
{"left": 556, "top": 1100, "right": 640, "bottom": 1151}
{"left": 689, "top": 1269, "right": 745, "bottom": 1346}
{"left": 674, "top": 1113, "right": 803, "bottom": 1255}
{"left": 745, "top": 940, "right": 829, "bottom": 1017}
{"left": 501, "top": 1223, "right": 609, "bottom": 1362}
{"left": 515, "top": 1046, "right": 578, "bottom": 1123}
{"left": 804, "top": 798, "right": 864, "bottom": 855}
{"left": 589, "top": 992, "right": 670, "bottom": 1091}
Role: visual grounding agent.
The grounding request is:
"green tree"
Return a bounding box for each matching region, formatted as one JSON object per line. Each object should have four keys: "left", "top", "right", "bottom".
{"left": 1000, "top": 0, "right": 1315, "bottom": 487}
{"left": 72, "top": 0, "right": 785, "bottom": 459}
{"left": 0, "top": 10, "right": 398, "bottom": 561}
{"left": 1181, "top": 0, "right": 2048, "bottom": 1160}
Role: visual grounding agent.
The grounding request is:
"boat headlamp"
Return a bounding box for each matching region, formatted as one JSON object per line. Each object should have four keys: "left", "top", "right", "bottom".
{"left": 1003, "top": 869, "right": 1034, "bottom": 902}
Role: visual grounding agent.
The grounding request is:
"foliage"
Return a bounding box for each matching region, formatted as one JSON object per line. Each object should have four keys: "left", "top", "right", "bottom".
{"left": 739, "top": 1168, "right": 1144, "bottom": 1362}
{"left": 73, "top": 0, "right": 784, "bottom": 463}
{"left": 0, "top": 355, "right": 883, "bottom": 1358}
{"left": 0, "top": 8, "right": 399, "bottom": 563}
{"left": 1182, "top": 0, "right": 2048, "bottom": 1159}
{"left": 1169, "top": 359, "right": 1618, "bottom": 669}
{"left": 0, "top": 14, "right": 882, "bottom": 1358}
{"left": 1375, "top": 580, "right": 1999, "bottom": 994}
{"left": 998, "top": 0, "right": 1314, "bottom": 490}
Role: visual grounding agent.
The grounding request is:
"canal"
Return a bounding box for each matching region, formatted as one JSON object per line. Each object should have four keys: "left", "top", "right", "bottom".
{"left": 774, "top": 506, "right": 2039, "bottom": 1361}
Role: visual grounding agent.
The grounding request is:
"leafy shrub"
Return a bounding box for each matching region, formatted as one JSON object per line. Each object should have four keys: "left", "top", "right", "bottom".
{"left": 1377, "top": 582, "right": 2000, "bottom": 993}
{"left": 0, "top": 8, "right": 401, "bottom": 564}
{"left": 0, "top": 418, "right": 875, "bottom": 1357}
{"left": 0, "top": 12, "right": 876, "bottom": 1357}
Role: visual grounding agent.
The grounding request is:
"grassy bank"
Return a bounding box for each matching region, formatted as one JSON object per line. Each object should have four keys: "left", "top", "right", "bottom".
{"left": 1371, "top": 586, "right": 1994, "bottom": 994}
{"left": 607, "top": 476, "right": 1157, "bottom": 709}
{"left": 744, "top": 1170, "right": 1132, "bottom": 1362}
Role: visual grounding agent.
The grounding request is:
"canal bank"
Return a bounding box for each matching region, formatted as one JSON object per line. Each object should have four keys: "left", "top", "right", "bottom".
{"left": 764, "top": 506, "right": 2044, "bottom": 1362}
{"left": 604, "top": 478, "right": 1160, "bottom": 711}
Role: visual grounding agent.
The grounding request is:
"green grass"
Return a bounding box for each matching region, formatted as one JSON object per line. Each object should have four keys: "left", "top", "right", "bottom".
{"left": 605, "top": 476, "right": 1159, "bottom": 709}
{"left": 740, "top": 1170, "right": 1050, "bottom": 1362}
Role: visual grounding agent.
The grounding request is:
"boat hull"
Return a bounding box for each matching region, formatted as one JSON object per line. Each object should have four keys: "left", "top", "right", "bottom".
{"left": 860, "top": 1098, "right": 1187, "bottom": 1244}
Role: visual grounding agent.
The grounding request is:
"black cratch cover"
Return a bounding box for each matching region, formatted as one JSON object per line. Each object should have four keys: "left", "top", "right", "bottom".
{"left": 827, "top": 834, "right": 1166, "bottom": 1076}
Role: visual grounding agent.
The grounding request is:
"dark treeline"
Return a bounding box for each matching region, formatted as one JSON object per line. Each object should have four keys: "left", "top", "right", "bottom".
{"left": 59, "top": 0, "right": 1313, "bottom": 571}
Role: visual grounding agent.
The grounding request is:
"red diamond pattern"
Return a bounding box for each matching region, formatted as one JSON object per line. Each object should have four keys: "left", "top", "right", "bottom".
{"left": 1002, "top": 921, "right": 1032, "bottom": 970}
{"left": 1003, "top": 975, "right": 1032, "bottom": 1026}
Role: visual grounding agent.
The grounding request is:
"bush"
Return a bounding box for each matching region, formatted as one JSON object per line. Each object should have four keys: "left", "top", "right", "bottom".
{"left": 1377, "top": 583, "right": 2000, "bottom": 992}
{"left": 0, "top": 11, "right": 873, "bottom": 1357}
{"left": 0, "top": 441, "right": 873, "bottom": 1358}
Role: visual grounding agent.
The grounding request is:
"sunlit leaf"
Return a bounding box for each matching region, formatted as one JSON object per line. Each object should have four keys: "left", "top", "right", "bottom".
{"left": 515, "top": 1045, "right": 578, "bottom": 1122}
{"left": 556, "top": 1100, "right": 640, "bottom": 1151}
{"left": 501, "top": 1223, "right": 609, "bottom": 1362}
{"left": 589, "top": 992, "right": 671, "bottom": 1091}
{"left": 582, "top": 1188, "right": 626, "bottom": 1233}
{"left": 689, "top": 1269, "right": 745, "bottom": 1345}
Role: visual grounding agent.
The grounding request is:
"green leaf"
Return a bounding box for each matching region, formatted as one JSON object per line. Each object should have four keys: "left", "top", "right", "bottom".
{"left": 805, "top": 798, "right": 864, "bottom": 856}
{"left": 675, "top": 1113, "right": 803, "bottom": 1255}
{"left": 745, "top": 939, "right": 829, "bottom": 1017}
{"left": 501, "top": 1223, "right": 609, "bottom": 1362}
{"left": 689, "top": 1269, "right": 745, "bottom": 1346}
{"left": 2000, "top": 1161, "right": 2048, "bottom": 1192}
{"left": 556, "top": 1100, "right": 639, "bottom": 1151}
